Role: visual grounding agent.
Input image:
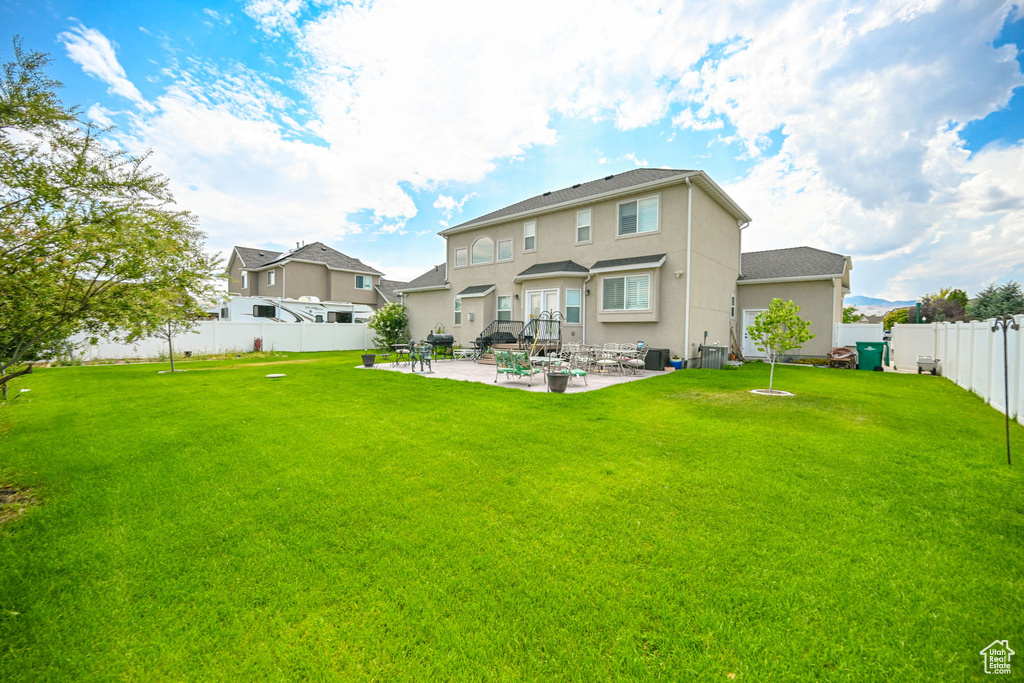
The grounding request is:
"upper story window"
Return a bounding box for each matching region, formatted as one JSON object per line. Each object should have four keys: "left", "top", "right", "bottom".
{"left": 356, "top": 274, "right": 373, "bottom": 290}
{"left": 576, "top": 209, "right": 592, "bottom": 243}
{"left": 497, "top": 295, "right": 512, "bottom": 321}
{"left": 497, "top": 239, "right": 513, "bottom": 262}
{"left": 471, "top": 236, "right": 494, "bottom": 265}
{"left": 618, "top": 196, "right": 659, "bottom": 236}
{"left": 241, "top": 271, "right": 248, "bottom": 289}
{"left": 454, "top": 248, "right": 468, "bottom": 268}
{"left": 267, "top": 269, "right": 276, "bottom": 286}
{"left": 523, "top": 221, "right": 536, "bottom": 252}
{"left": 602, "top": 275, "right": 651, "bottom": 311}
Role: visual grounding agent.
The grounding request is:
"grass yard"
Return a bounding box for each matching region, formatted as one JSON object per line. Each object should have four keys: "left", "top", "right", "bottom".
{"left": 0, "top": 353, "right": 1021, "bottom": 680}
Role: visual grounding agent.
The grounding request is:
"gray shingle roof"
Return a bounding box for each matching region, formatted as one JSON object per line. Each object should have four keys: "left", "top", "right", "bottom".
{"left": 259, "top": 241, "right": 382, "bottom": 275}
{"left": 591, "top": 253, "right": 667, "bottom": 270}
{"left": 400, "top": 264, "right": 448, "bottom": 290}
{"left": 447, "top": 168, "right": 695, "bottom": 231}
{"left": 234, "top": 246, "right": 283, "bottom": 268}
{"left": 739, "top": 247, "right": 847, "bottom": 280}
{"left": 457, "top": 284, "right": 495, "bottom": 296}
{"left": 376, "top": 278, "right": 408, "bottom": 302}
{"left": 516, "top": 260, "right": 590, "bottom": 277}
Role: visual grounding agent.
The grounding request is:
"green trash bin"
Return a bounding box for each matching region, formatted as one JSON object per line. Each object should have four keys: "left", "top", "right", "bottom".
{"left": 855, "top": 341, "right": 889, "bottom": 371}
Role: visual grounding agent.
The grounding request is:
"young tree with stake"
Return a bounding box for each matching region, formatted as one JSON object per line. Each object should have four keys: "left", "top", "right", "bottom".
{"left": 747, "top": 298, "right": 814, "bottom": 394}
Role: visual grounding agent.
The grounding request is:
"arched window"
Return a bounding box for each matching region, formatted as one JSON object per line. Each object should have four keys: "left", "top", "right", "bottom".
{"left": 471, "top": 236, "right": 494, "bottom": 264}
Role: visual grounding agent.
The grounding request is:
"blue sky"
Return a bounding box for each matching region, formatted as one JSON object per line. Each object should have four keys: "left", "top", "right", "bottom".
{"left": 4, "top": 0, "right": 1024, "bottom": 300}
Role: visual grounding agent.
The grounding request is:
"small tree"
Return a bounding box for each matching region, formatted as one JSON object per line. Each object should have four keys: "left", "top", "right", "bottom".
{"left": 883, "top": 308, "right": 909, "bottom": 331}
{"left": 842, "top": 305, "right": 864, "bottom": 323}
{"left": 747, "top": 298, "right": 814, "bottom": 393}
{"left": 0, "top": 39, "right": 219, "bottom": 393}
{"left": 367, "top": 302, "right": 409, "bottom": 350}
{"left": 967, "top": 282, "right": 1024, "bottom": 320}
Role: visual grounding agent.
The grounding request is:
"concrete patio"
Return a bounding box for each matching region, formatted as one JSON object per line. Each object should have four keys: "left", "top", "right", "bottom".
{"left": 360, "top": 358, "right": 666, "bottom": 393}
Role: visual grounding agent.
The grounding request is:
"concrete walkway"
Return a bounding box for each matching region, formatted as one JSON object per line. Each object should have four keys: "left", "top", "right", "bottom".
{"left": 360, "top": 358, "right": 665, "bottom": 393}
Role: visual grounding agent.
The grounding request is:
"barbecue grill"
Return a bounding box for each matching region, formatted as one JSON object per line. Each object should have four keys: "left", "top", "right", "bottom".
{"left": 426, "top": 333, "right": 455, "bottom": 360}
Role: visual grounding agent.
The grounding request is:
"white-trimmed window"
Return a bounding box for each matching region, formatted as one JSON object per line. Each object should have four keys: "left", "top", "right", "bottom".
{"left": 471, "top": 237, "right": 494, "bottom": 265}
{"left": 356, "top": 274, "right": 373, "bottom": 290}
{"left": 454, "top": 298, "right": 462, "bottom": 325}
{"left": 241, "top": 271, "right": 248, "bottom": 289}
{"left": 602, "top": 275, "right": 651, "bottom": 311}
{"left": 566, "top": 289, "right": 581, "bottom": 323}
{"left": 497, "top": 239, "right": 513, "bottom": 262}
{"left": 497, "top": 295, "right": 512, "bottom": 321}
{"left": 454, "top": 248, "right": 468, "bottom": 268}
{"left": 731, "top": 295, "right": 736, "bottom": 318}
{"left": 523, "top": 220, "right": 536, "bottom": 252}
{"left": 267, "top": 269, "right": 276, "bottom": 286}
{"left": 618, "top": 196, "right": 659, "bottom": 236}
{"left": 576, "top": 209, "right": 592, "bottom": 243}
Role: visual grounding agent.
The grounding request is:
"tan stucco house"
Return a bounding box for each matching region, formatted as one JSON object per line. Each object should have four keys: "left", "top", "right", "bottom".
{"left": 226, "top": 242, "right": 396, "bottom": 309}
{"left": 398, "top": 169, "right": 851, "bottom": 363}
{"left": 736, "top": 247, "right": 852, "bottom": 359}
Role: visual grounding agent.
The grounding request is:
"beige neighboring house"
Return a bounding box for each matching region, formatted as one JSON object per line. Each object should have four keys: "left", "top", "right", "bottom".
{"left": 398, "top": 168, "right": 753, "bottom": 364}
{"left": 226, "top": 241, "right": 390, "bottom": 309}
{"left": 736, "top": 247, "right": 852, "bottom": 359}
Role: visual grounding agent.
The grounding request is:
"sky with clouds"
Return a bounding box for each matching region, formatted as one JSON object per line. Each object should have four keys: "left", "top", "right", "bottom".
{"left": 4, "top": 0, "right": 1023, "bottom": 299}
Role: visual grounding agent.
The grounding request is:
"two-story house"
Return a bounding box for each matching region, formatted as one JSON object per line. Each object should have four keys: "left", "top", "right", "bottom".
{"left": 226, "top": 241, "right": 392, "bottom": 309}
{"left": 398, "top": 169, "right": 752, "bottom": 364}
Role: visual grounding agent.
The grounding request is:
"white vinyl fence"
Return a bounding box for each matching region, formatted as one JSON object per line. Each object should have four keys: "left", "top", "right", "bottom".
{"left": 833, "top": 322, "right": 883, "bottom": 348}
{"left": 69, "top": 321, "right": 374, "bottom": 360}
{"left": 891, "top": 316, "right": 1024, "bottom": 425}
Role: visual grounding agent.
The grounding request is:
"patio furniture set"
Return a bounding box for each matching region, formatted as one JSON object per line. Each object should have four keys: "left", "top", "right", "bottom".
{"left": 494, "top": 342, "right": 650, "bottom": 391}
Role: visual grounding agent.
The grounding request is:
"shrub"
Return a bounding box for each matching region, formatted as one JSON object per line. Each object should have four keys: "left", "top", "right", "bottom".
{"left": 368, "top": 302, "right": 409, "bottom": 350}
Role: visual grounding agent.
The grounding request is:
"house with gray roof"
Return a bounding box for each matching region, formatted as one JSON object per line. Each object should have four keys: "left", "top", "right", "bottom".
{"left": 226, "top": 241, "right": 391, "bottom": 309}
{"left": 736, "top": 247, "right": 852, "bottom": 358}
{"left": 398, "top": 168, "right": 850, "bottom": 362}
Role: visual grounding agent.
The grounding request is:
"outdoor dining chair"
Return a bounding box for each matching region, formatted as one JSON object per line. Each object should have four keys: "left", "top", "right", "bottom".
{"left": 623, "top": 346, "right": 649, "bottom": 375}
{"left": 595, "top": 343, "right": 623, "bottom": 375}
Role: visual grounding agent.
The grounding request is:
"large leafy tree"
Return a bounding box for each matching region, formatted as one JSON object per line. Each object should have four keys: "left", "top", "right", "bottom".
{"left": 747, "top": 298, "right": 814, "bottom": 394}
{"left": 842, "top": 305, "right": 864, "bottom": 323}
{"left": 967, "top": 282, "right": 1024, "bottom": 320}
{"left": 0, "top": 39, "right": 218, "bottom": 393}
{"left": 920, "top": 287, "right": 968, "bottom": 322}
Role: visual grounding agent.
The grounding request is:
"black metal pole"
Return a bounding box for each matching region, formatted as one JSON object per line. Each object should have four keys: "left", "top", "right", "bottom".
{"left": 992, "top": 316, "right": 1019, "bottom": 466}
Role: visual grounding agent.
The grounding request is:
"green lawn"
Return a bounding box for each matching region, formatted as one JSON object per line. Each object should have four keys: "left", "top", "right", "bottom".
{"left": 0, "top": 353, "right": 1020, "bottom": 680}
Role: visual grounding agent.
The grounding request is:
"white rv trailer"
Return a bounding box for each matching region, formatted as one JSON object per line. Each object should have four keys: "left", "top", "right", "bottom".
{"left": 212, "top": 296, "right": 375, "bottom": 324}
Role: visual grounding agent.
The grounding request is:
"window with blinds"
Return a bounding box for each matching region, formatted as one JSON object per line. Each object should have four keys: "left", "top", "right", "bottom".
{"left": 576, "top": 209, "right": 591, "bottom": 243}
{"left": 617, "top": 196, "right": 659, "bottom": 236}
{"left": 602, "top": 275, "right": 650, "bottom": 310}
{"left": 523, "top": 221, "right": 536, "bottom": 251}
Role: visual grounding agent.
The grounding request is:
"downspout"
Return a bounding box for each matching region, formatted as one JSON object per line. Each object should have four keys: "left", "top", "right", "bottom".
{"left": 582, "top": 273, "right": 593, "bottom": 345}
{"left": 737, "top": 220, "right": 751, "bottom": 354}
{"left": 282, "top": 267, "right": 286, "bottom": 299}
{"left": 684, "top": 178, "right": 693, "bottom": 367}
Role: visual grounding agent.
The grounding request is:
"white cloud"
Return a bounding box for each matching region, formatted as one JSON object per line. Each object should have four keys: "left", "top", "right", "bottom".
{"left": 433, "top": 193, "right": 476, "bottom": 220}
{"left": 59, "top": 26, "right": 153, "bottom": 111}
{"left": 62, "top": 3, "right": 1024, "bottom": 298}
{"left": 244, "top": 0, "right": 305, "bottom": 36}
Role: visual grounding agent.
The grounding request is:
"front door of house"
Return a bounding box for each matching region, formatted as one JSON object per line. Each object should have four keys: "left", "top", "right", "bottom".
{"left": 742, "top": 309, "right": 766, "bottom": 358}
{"left": 525, "top": 289, "right": 559, "bottom": 338}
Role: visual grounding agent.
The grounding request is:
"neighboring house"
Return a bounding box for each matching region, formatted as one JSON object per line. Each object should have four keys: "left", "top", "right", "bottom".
{"left": 736, "top": 247, "right": 852, "bottom": 359}
{"left": 375, "top": 278, "right": 408, "bottom": 306}
{"left": 398, "top": 168, "right": 753, "bottom": 364}
{"left": 226, "top": 242, "right": 385, "bottom": 309}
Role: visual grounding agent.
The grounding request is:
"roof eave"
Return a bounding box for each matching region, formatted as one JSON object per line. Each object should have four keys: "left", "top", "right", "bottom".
{"left": 589, "top": 255, "right": 668, "bottom": 274}
{"left": 457, "top": 286, "right": 496, "bottom": 298}
{"left": 395, "top": 284, "right": 451, "bottom": 294}
{"left": 513, "top": 271, "right": 591, "bottom": 283}
{"left": 440, "top": 171, "right": 710, "bottom": 236}
{"left": 737, "top": 274, "right": 843, "bottom": 285}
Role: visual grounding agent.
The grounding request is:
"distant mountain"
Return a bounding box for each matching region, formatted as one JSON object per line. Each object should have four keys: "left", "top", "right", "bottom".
{"left": 846, "top": 295, "right": 916, "bottom": 307}
{"left": 846, "top": 296, "right": 917, "bottom": 317}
